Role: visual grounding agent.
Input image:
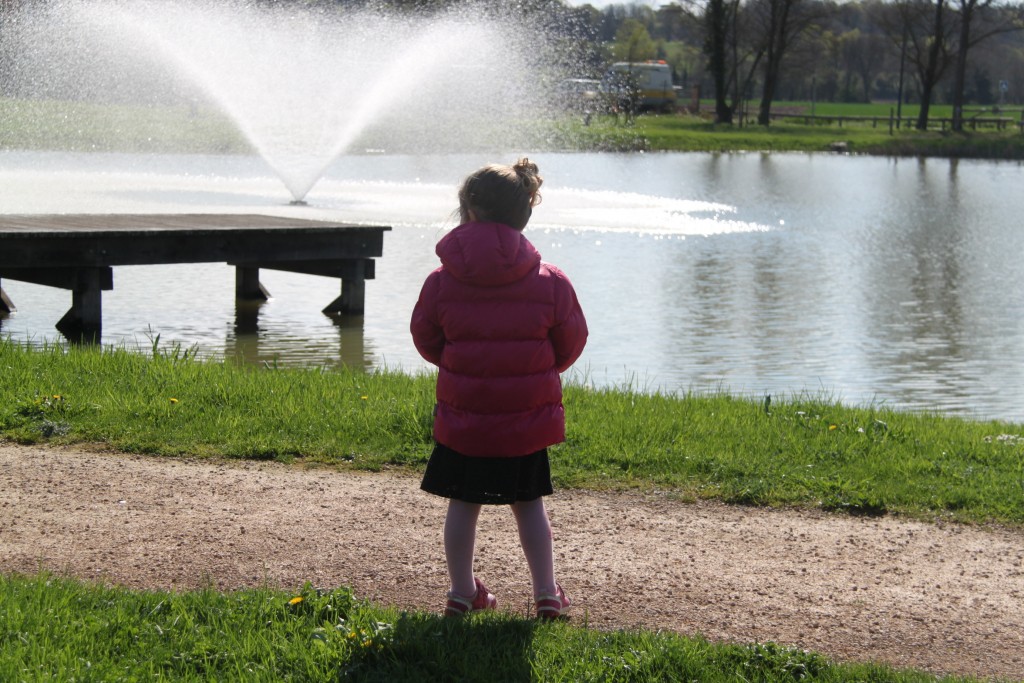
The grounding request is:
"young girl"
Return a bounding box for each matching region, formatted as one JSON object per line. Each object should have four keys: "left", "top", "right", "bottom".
{"left": 410, "top": 158, "right": 588, "bottom": 619}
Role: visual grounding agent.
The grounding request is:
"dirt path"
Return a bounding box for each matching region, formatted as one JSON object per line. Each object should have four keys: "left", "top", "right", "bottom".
{"left": 2, "top": 443, "right": 1022, "bottom": 681}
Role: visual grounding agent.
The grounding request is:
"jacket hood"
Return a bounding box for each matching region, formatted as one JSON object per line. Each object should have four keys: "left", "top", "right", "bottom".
{"left": 435, "top": 221, "right": 542, "bottom": 287}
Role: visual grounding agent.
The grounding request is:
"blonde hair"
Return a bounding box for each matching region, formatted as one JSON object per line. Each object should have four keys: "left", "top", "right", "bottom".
{"left": 458, "top": 157, "right": 543, "bottom": 231}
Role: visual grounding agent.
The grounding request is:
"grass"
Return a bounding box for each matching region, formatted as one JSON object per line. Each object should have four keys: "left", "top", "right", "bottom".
{"left": 544, "top": 99, "right": 1024, "bottom": 157}
{"left": 551, "top": 111, "right": 1024, "bottom": 159}
{"left": 0, "top": 97, "right": 251, "bottom": 155}
{"left": 2, "top": 343, "right": 1019, "bottom": 681}
{"left": 2, "top": 339, "right": 1023, "bottom": 526}
{"left": 0, "top": 573, "right": 986, "bottom": 682}
{"left": 4, "top": 95, "right": 1023, "bottom": 159}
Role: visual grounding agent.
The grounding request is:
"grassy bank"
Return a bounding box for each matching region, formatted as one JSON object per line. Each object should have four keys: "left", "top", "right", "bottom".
{"left": 0, "top": 574, "right": 984, "bottom": 682}
{"left": 2, "top": 340, "right": 1022, "bottom": 525}
{"left": 4, "top": 95, "right": 1023, "bottom": 159}
{"left": 3, "top": 342, "right": 1020, "bottom": 681}
{"left": 0, "top": 97, "right": 251, "bottom": 155}
{"left": 555, "top": 112, "right": 1024, "bottom": 159}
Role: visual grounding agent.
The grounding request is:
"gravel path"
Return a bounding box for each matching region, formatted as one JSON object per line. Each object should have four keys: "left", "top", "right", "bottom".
{"left": 2, "top": 443, "right": 1022, "bottom": 681}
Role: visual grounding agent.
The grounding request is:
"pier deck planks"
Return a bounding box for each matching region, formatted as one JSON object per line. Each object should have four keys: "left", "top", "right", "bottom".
{"left": 0, "top": 214, "right": 391, "bottom": 340}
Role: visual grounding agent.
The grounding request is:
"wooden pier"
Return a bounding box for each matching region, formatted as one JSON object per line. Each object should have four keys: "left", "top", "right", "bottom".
{"left": 0, "top": 214, "right": 390, "bottom": 340}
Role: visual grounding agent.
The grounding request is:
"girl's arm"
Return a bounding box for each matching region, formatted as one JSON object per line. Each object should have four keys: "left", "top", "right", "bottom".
{"left": 549, "top": 269, "right": 588, "bottom": 373}
{"left": 410, "top": 273, "right": 445, "bottom": 365}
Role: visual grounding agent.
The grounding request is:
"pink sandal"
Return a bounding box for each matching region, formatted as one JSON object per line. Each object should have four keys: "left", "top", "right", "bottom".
{"left": 444, "top": 578, "right": 497, "bottom": 616}
{"left": 535, "top": 584, "right": 571, "bottom": 620}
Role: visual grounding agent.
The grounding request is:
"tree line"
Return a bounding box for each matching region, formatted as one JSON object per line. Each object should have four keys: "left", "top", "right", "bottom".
{"left": 3, "top": 0, "right": 1022, "bottom": 131}
{"left": 255, "top": 0, "right": 1024, "bottom": 129}
{"left": 571, "top": 0, "right": 1024, "bottom": 130}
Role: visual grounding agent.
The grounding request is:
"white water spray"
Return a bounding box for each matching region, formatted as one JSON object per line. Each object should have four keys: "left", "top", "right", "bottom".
{"left": 10, "top": 0, "right": 546, "bottom": 202}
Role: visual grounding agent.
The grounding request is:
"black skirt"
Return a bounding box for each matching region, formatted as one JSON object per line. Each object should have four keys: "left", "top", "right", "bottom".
{"left": 420, "top": 442, "right": 553, "bottom": 505}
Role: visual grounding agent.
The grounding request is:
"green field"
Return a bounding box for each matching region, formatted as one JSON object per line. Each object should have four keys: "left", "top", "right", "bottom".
{"left": 556, "top": 106, "right": 1024, "bottom": 158}
{"left": 3, "top": 573, "right": 977, "bottom": 683}
{"left": 4, "top": 95, "right": 1022, "bottom": 159}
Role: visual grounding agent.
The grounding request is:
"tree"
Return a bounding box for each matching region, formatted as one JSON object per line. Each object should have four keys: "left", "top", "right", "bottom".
{"left": 919, "top": 0, "right": 952, "bottom": 128}
{"left": 949, "top": 0, "right": 1024, "bottom": 130}
{"left": 750, "top": 0, "right": 818, "bottom": 125}
{"left": 704, "top": 0, "right": 737, "bottom": 121}
{"left": 695, "top": 0, "right": 764, "bottom": 124}
{"left": 839, "top": 28, "right": 890, "bottom": 101}
{"left": 874, "top": 0, "right": 956, "bottom": 129}
{"left": 655, "top": 3, "right": 692, "bottom": 41}
{"left": 613, "top": 18, "right": 658, "bottom": 62}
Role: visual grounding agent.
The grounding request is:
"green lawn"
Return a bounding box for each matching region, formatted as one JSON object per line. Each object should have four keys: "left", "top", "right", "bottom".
{"left": 0, "top": 573, "right": 987, "bottom": 682}
{"left": 2, "top": 341, "right": 1018, "bottom": 681}
{"left": 4, "top": 95, "right": 1022, "bottom": 159}
{"left": 3, "top": 340, "right": 1022, "bottom": 525}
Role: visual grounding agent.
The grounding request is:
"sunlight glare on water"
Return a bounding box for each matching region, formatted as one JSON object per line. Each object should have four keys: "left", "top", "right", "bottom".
{"left": 2, "top": 151, "right": 1024, "bottom": 423}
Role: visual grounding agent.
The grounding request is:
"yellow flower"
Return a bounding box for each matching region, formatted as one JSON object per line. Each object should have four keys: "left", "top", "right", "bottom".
{"left": 53, "top": 394, "right": 62, "bottom": 400}
{"left": 288, "top": 596, "right": 303, "bottom": 605}
{"left": 360, "top": 395, "right": 368, "bottom": 400}
{"left": 828, "top": 424, "right": 837, "bottom": 431}
{"left": 169, "top": 398, "right": 179, "bottom": 404}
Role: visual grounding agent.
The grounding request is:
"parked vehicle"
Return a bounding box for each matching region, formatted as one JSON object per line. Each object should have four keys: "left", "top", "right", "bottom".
{"left": 555, "top": 78, "right": 602, "bottom": 112}
{"left": 601, "top": 61, "right": 677, "bottom": 112}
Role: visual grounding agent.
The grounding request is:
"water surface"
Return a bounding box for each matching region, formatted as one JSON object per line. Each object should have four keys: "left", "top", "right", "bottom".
{"left": 2, "top": 150, "right": 1022, "bottom": 423}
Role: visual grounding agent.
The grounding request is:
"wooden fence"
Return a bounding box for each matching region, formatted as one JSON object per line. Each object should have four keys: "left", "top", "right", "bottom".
{"left": 735, "top": 109, "right": 1024, "bottom": 134}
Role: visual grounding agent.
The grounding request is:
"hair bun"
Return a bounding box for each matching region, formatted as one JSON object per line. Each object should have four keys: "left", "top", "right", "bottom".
{"left": 512, "top": 157, "right": 543, "bottom": 198}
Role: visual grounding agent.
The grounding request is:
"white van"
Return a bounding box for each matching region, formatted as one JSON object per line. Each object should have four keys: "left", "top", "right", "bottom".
{"left": 555, "top": 78, "right": 602, "bottom": 112}
{"left": 602, "top": 61, "right": 676, "bottom": 112}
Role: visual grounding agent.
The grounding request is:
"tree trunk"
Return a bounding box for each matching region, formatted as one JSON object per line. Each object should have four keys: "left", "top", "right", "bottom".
{"left": 950, "top": 0, "right": 974, "bottom": 132}
{"left": 705, "top": 0, "right": 733, "bottom": 124}
{"left": 758, "top": 0, "right": 794, "bottom": 126}
{"left": 917, "top": 0, "right": 946, "bottom": 131}
{"left": 758, "top": 70, "right": 779, "bottom": 125}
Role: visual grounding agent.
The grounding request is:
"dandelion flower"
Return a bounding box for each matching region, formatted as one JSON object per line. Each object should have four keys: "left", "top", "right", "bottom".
{"left": 288, "top": 596, "right": 304, "bottom": 605}
{"left": 360, "top": 395, "right": 368, "bottom": 400}
{"left": 828, "top": 424, "right": 837, "bottom": 431}
{"left": 169, "top": 398, "right": 179, "bottom": 404}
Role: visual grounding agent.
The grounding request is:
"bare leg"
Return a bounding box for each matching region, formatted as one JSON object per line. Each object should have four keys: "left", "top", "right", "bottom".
{"left": 444, "top": 499, "right": 482, "bottom": 597}
{"left": 511, "top": 497, "right": 557, "bottom": 597}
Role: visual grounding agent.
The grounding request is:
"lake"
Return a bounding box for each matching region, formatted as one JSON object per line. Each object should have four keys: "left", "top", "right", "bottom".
{"left": 2, "top": 150, "right": 1022, "bottom": 423}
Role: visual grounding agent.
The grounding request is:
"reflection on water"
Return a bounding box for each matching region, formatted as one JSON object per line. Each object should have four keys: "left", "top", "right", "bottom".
{"left": 1, "top": 150, "right": 1023, "bottom": 423}
{"left": 226, "top": 302, "right": 371, "bottom": 371}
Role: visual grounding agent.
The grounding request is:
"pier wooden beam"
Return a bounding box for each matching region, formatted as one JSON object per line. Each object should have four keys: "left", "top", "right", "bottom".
{"left": 0, "top": 277, "right": 14, "bottom": 313}
{"left": 230, "top": 258, "right": 376, "bottom": 315}
{"left": 0, "top": 214, "right": 390, "bottom": 340}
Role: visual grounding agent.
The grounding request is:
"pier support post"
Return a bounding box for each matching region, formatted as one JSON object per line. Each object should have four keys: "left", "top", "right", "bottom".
{"left": 322, "top": 277, "right": 366, "bottom": 315}
{"left": 55, "top": 267, "right": 112, "bottom": 342}
{"left": 235, "top": 266, "right": 270, "bottom": 300}
{"left": 322, "top": 260, "right": 373, "bottom": 315}
{"left": 0, "top": 277, "right": 14, "bottom": 313}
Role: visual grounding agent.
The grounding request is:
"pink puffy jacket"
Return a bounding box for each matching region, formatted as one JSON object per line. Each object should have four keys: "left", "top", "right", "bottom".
{"left": 410, "top": 221, "right": 588, "bottom": 457}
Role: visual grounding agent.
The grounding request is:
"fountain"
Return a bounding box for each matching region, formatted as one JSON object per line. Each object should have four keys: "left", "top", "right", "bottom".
{"left": 3, "top": 0, "right": 553, "bottom": 202}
